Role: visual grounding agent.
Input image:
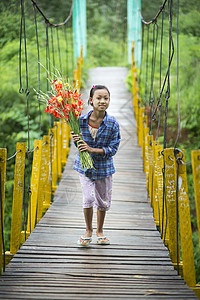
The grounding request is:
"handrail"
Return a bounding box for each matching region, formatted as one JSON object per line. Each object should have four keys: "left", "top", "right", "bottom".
{"left": 131, "top": 42, "right": 200, "bottom": 298}
{"left": 0, "top": 51, "right": 84, "bottom": 273}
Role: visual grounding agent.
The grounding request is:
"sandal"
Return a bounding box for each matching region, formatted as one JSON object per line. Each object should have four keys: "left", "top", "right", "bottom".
{"left": 97, "top": 236, "right": 110, "bottom": 245}
{"left": 77, "top": 236, "right": 92, "bottom": 247}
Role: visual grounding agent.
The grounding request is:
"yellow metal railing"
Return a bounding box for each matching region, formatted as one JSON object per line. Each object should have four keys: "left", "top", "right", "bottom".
{"left": 0, "top": 51, "right": 84, "bottom": 273}
{"left": 131, "top": 41, "right": 200, "bottom": 298}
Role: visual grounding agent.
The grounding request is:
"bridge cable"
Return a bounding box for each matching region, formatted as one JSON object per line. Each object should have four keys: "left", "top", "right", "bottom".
{"left": 50, "top": 27, "right": 56, "bottom": 68}
{"left": 19, "top": 0, "right": 32, "bottom": 237}
{"left": 156, "top": 9, "right": 165, "bottom": 144}
{"left": 30, "top": 0, "right": 75, "bottom": 27}
{"left": 56, "top": 27, "right": 63, "bottom": 75}
{"left": 64, "top": 25, "right": 69, "bottom": 79}
{"left": 174, "top": 0, "right": 180, "bottom": 275}
{"left": 71, "top": 18, "right": 75, "bottom": 74}
{"left": 174, "top": 0, "right": 180, "bottom": 150}
{"left": 156, "top": 9, "right": 165, "bottom": 233}
{"left": 137, "top": 0, "right": 168, "bottom": 25}
{"left": 149, "top": 21, "right": 158, "bottom": 135}
{"left": 45, "top": 22, "right": 52, "bottom": 128}
{"left": 144, "top": 26, "right": 149, "bottom": 105}
{"left": 162, "top": 0, "right": 174, "bottom": 243}
{"left": 33, "top": 3, "right": 42, "bottom": 138}
{"left": 138, "top": 23, "right": 144, "bottom": 91}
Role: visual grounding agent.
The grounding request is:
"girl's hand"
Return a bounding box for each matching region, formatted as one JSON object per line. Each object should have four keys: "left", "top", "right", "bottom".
{"left": 71, "top": 131, "right": 82, "bottom": 143}
{"left": 71, "top": 131, "right": 94, "bottom": 153}
{"left": 77, "top": 140, "right": 94, "bottom": 153}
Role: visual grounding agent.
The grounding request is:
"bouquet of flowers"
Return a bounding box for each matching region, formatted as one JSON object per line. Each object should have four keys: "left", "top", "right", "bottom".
{"left": 35, "top": 75, "right": 94, "bottom": 171}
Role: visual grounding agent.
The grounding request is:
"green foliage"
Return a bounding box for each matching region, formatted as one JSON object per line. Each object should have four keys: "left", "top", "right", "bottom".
{"left": 86, "top": 35, "right": 128, "bottom": 67}
{"left": 86, "top": 0, "right": 127, "bottom": 67}
{"left": 0, "top": 3, "right": 75, "bottom": 251}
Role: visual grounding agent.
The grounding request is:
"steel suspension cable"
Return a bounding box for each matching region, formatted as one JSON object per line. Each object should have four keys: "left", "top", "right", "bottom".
{"left": 45, "top": 22, "right": 52, "bottom": 128}
{"left": 156, "top": 10, "right": 165, "bottom": 143}
{"left": 174, "top": 0, "right": 180, "bottom": 150}
{"left": 33, "top": 3, "right": 42, "bottom": 138}
{"left": 137, "top": 0, "right": 168, "bottom": 25}
{"left": 56, "top": 27, "right": 62, "bottom": 75}
{"left": 138, "top": 23, "right": 144, "bottom": 90}
{"left": 162, "top": 0, "right": 175, "bottom": 243}
{"left": 30, "top": 0, "right": 75, "bottom": 27}
{"left": 50, "top": 27, "right": 56, "bottom": 68}
{"left": 149, "top": 22, "right": 158, "bottom": 135}
{"left": 144, "top": 26, "right": 150, "bottom": 105}
{"left": 20, "top": 0, "right": 32, "bottom": 237}
{"left": 64, "top": 25, "right": 69, "bottom": 78}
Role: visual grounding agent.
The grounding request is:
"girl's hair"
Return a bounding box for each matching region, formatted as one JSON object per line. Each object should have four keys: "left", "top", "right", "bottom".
{"left": 89, "top": 85, "right": 110, "bottom": 98}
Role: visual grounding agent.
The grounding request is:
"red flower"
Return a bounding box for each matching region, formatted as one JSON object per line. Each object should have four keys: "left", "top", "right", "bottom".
{"left": 72, "top": 103, "right": 77, "bottom": 109}
{"left": 63, "top": 90, "right": 70, "bottom": 99}
{"left": 55, "top": 81, "right": 62, "bottom": 91}
{"left": 65, "top": 104, "right": 71, "bottom": 111}
{"left": 51, "top": 79, "right": 57, "bottom": 85}
{"left": 49, "top": 97, "right": 56, "bottom": 104}
{"left": 78, "top": 99, "right": 83, "bottom": 107}
{"left": 73, "top": 91, "right": 81, "bottom": 100}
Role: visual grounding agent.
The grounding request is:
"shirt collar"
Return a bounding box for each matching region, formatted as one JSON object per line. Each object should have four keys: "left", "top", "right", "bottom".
{"left": 82, "top": 110, "right": 108, "bottom": 125}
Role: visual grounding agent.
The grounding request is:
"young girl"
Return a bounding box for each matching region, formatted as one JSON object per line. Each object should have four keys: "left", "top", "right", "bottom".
{"left": 71, "top": 85, "right": 121, "bottom": 246}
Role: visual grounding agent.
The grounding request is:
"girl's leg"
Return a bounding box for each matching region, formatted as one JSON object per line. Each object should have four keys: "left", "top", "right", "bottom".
{"left": 80, "top": 207, "right": 93, "bottom": 245}
{"left": 95, "top": 176, "right": 112, "bottom": 243}
{"left": 79, "top": 174, "right": 95, "bottom": 245}
{"left": 96, "top": 209, "right": 109, "bottom": 243}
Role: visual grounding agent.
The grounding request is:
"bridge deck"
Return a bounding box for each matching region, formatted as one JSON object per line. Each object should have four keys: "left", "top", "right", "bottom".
{"left": 0, "top": 67, "right": 197, "bottom": 299}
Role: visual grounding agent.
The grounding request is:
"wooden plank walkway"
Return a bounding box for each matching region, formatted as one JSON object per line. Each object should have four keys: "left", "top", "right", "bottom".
{"left": 0, "top": 67, "right": 197, "bottom": 299}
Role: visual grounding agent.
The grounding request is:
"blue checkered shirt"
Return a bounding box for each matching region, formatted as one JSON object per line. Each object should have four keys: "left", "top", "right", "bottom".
{"left": 73, "top": 110, "right": 121, "bottom": 179}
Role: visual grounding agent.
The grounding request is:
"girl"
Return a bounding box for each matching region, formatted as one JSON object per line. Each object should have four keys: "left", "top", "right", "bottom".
{"left": 72, "top": 85, "right": 121, "bottom": 246}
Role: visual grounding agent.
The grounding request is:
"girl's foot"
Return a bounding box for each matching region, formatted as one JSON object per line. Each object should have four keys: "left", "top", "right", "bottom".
{"left": 78, "top": 230, "right": 93, "bottom": 246}
{"left": 96, "top": 232, "right": 110, "bottom": 245}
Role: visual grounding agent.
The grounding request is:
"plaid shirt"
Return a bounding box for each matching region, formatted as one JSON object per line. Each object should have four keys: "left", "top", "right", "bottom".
{"left": 73, "top": 110, "right": 121, "bottom": 179}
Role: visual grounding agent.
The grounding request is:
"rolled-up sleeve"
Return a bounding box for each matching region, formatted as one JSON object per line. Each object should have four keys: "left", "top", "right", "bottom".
{"left": 102, "top": 123, "right": 121, "bottom": 158}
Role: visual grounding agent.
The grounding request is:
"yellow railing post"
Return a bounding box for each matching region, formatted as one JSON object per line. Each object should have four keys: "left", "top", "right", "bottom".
{"left": 37, "top": 136, "right": 50, "bottom": 222}
{"left": 144, "top": 131, "right": 149, "bottom": 178}
{"left": 156, "top": 145, "right": 164, "bottom": 233}
{"left": 0, "top": 148, "right": 7, "bottom": 274}
{"left": 143, "top": 126, "right": 149, "bottom": 171}
{"left": 43, "top": 136, "right": 51, "bottom": 212}
{"left": 164, "top": 148, "right": 180, "bottom": 265}
{"left": 26, "top": 140, "right": 42, "bottom": 235}
{"left": 152, "top": 141, "right": 159, "bottom": 226}
{"left": 9, "top": 143, "right": 26, "bottom": 255}
{"left": 49, "top": 128, "right": 57, "bottom": 193}
{"left": 191, "top": 150, "right": 200, "bottom": 248}
{"left": 138, "top": 107, "right": 145, "bottom": 148}
{"left": 147, "top": 135, "right": 153, "bottom": 201}
{"left": 175, "top": 150, "right": 196, "bottom": 287}
{"left": 56, "top": 121, "right": 62, "bottom": 181}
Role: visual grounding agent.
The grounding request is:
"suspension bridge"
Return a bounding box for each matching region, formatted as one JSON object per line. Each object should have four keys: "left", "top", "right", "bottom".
{"left": 0, "top": 0, "right": 200, "bottom": 299}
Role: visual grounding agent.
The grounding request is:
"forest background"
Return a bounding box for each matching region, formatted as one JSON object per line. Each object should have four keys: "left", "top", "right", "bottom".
{"left": 0, "top": 0, "right": 199, "bottom": 281}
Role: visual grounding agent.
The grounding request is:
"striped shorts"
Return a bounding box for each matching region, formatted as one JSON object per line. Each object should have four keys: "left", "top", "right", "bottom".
{"left": 79, "top": 174, "right": 112, "bottom": 211}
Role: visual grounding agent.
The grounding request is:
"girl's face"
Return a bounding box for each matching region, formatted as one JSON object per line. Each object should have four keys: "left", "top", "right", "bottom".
{"left": 89, "top": 89, "right": 110, "bottom": 112}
